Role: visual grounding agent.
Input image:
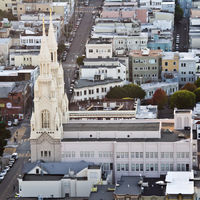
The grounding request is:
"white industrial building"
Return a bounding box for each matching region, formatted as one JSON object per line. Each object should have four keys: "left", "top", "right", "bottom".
{"left": 18, "top": 161, "right": 108, "bottom": 198}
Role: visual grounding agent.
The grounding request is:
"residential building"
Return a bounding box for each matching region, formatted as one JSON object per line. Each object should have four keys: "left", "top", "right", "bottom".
{"left": 101, "top": 7, "right": 148, "bottom": 24}
{"left": 162, "top": 52, "right": 179, "bottom": 72}
{"left": 0, "top": 0, "right": 20, "bottom": 16}
{"left": 141, "top": 81, "right": 179, "bottom": 99}
{"left": 161, "top": 1, "right": 175, "bottom": 13}
{"left": 73, "top": 78, "right": 124, "bottom": 102}
{"left": 18, "top": 161, "right": 108, "bottom": 198}
{"left": 178, "top": 52, "right": 197, "bottom": 85}
{"left": 129, "top": 48, "right": 162, "bottom": 84}
{"left": 0, "top": 38, "right": 12, "bottom": 61}
{"left": 189, "top": 8, "right": 200, "bottom": 49}
{"left": 86, "top": 39, "right": 113, "bottom": 59}
{"left": 0, "top": 81, "right": 31, "bottom": 121}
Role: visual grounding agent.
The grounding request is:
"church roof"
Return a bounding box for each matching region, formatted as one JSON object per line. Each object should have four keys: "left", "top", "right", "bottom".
{"left": 23, "top": 160, "right": 94, "bottom": 175}
{"left": 63, "top": 122, "right": 160, "bottom": 132}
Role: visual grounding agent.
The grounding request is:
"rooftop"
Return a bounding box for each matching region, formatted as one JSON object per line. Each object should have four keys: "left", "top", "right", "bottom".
{"left": 23, "top": 174, "right": 63, "bottom": 181}
{"left": 89, "top": 185, "right": 115, "bottom": 200}
{"left": 88, "top": 38, "right": 112, "bottom": 44}
{"left": 74, "top": 78, "right": 123, "bottom": 89}
{"left": 23, "top": 161, "right": 95, "bottom": 175}
{"left": 129, "top": 49, "right": 162, "bottom": 57}
{"left": 166, "top": 171, "right": 194, "bottom": 195}
{"left": 63, "top": 122, "right": 160, "bottom": 132}
{"left": 114, "top": 176, "right": 141, "bottom": 196}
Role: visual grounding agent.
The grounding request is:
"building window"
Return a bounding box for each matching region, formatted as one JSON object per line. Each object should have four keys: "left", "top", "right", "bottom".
{"left": 44, "top": 151, "right": 47, "bottom": 157}
{"left": 49, "top": 151, "right": 51, "bottom": 157}
{"left": 41, "top": 151, "right": 43, "bottom": 157}
{"left": 36, "top": 168, "right": 39, "bottom": 174}
{"left": 89, "top": 49, "right": 93, "bottom": 53}
{"left": 165, "top": 62, "right": 168, "bottom": 66}
{"left": 41, "top": 110, "right": 50, "bottom": 128}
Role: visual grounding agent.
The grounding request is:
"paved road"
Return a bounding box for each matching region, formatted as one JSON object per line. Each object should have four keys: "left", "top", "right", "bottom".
{"left": 0, "top": 157, "right": 28, "bottom": 199}
{"left": 174, "top": 17, "right": 189, "bottom": 52}
{"left": 63, "top": 0, "right": 102, "bottom": 97}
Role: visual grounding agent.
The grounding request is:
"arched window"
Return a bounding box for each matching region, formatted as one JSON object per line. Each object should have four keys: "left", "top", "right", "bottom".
{"left": 41, "top": 110, "right": 50, "bottom": 128}
{"left": 51, "top": 52, "right": 53, "bottom": 62}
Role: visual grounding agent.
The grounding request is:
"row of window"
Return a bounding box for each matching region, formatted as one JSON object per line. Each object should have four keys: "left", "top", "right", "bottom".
{"left": 21, "top": 39, "right": 41, "bottom": 44}
{"left": 88, "top": 49, "right": 111, "bottom": 53}
{"left": 134, "top": 59, "right": 156, "bottom": 64}
{"left": 133, "top": 74, "right": 157, "bottom": 78}
{"left": 41, "top": 151, "right": 51, "bottom": 157}
{"left": 76, "top": 87, "right": 108, "bottom": 97}
{"left": 134, "top": 66, "right": 158, "bottom": 70}
{"left": 181, "top": 71, "right": 194, "bottom": 74}
{"left": 118, "top": 40, "right": 146, "bottom": 45}
{"left": 164, "top": 61, "right": 176, "bottom": 66}
{"left": 62, "top": 151, "right": 190, "bottom": 159}
{"left": 181, "top": 77, "right": 194, "bottom": 82}
{"left": 117, "top": 163, "right": 189, "bottom": 172}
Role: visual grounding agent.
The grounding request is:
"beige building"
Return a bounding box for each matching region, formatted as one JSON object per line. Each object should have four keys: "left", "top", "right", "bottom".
{"left": 129, "top": 48, "right": 162, "bottom": 84}
{"left": 9, "top": 52, "right": 40, "bottom": 67}
{"left": 0, "top": 0, "right": 21, "bottom": 16}
{"left": 30, "top": 15, "right": 69, "bottom": 162}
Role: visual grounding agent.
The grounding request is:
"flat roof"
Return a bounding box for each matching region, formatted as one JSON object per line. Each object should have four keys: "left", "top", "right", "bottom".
{"left": 74, "top": 79, "right": 123, "bottom": 89}
{"left": 63, "top": 122, "right": 160, "bottom": 132}
{"left": 166, "top": 171, "right": 194, "bottom": 195}
{"left": 114, "top": 176, "right": 141, "bottom": 195}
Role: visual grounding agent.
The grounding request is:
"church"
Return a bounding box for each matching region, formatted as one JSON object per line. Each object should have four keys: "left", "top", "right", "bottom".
{"left": 30, "top": 15, "right": 195, "bottom": 181}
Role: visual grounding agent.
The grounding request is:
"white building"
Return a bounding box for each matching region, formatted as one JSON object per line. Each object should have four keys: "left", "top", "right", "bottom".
{"left": 18, "top": 161, "right": 107, "bottom": 198}
{"left": 141, "top": 81, "right": 179, "bottom": 99}
{"left": 179, "top": 52, "right": 197, "bottom": 85}
{"left": 73, "top": 78, "right": 124, "bottom": 102}
{"left": 86, "top": 39, "right": 113, "bottom": 59}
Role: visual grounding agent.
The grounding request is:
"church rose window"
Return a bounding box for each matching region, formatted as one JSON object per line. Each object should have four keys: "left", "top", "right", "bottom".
{"left": 41, "top": 110, "right": 50, "bottom": 128}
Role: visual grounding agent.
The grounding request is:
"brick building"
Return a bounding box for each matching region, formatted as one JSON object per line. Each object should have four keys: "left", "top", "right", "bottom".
{"left": 0, "top": 81, "right": 31, "bottom": 121}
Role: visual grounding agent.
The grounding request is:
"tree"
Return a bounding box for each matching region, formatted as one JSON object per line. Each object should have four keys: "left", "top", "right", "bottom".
{"left": 194, "top": 88, "right": 200, "bottom": 102}
{"left": 175, "top": 0, "right": 183, "bottom": 22}
{"left": 181, "top": 83, "right": 197, "bottom": 92}
{"left": 76, "top": 56, "right": 85, "bottom": 66}
{"left": 0, "top": 123, "right": 11, "bottom": 156}
{"left": 57, "top": 42, "right": 66, "bottom": 57}
{"left": 106, "top": 86, "right": 127, "bottom": 99}
{"left": 106, "top": 84, "right": 146, "bottom": 99}
{"left": 152, "top": 88, "right": 168, "bottom": 109}
{"left": 195, "top": 78, "right": 200, "bottom": 88}
{"left": 170, "top": 90, "right": 196, "bottom": 109}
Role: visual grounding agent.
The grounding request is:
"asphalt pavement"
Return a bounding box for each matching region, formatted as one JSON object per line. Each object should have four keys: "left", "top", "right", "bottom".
{"left": 63, "top": 0, "right": 102, "bottom": 98}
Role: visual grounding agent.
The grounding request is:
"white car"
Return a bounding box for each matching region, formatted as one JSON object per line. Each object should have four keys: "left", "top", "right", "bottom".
{"left": 0, "top": 175, "right": 4, "bottom": 181}
{"left": 0, "top": 170, "right": 7, "bottom": 176}
{"left": 4, "top": 166, "right": 10, "bottom": 172}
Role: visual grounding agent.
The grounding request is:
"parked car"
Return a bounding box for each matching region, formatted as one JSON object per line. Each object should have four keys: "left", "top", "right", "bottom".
{"left": 0, "top": 174, "right": 4, "bottom": 181}
{"left": 8, "top": 161, "right": 14, "bottom": 167}
{"left": 11, "top": 152, "right": 18, "bottom": 160}
{"left": 4, "top": 166, "right": 10, "bottom": 172}
{"left": 0, "top": 170, "right": 7, "bottom": 176}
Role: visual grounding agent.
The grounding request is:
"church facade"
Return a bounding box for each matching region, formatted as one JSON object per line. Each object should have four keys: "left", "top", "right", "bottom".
{"left": 30, "top": 16, "right": 69, "bottom": 162}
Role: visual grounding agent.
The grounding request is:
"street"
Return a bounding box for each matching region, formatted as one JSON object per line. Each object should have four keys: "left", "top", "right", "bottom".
{"left": 63, "top": 0, "right": 102, "bottom": 97}
{"left": 173, "top": 17, "right": 189, "bottom": 52}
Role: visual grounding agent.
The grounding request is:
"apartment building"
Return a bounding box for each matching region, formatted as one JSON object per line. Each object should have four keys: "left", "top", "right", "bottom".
{"left": 129, "top": 48, "right": 162, "bottom": 84}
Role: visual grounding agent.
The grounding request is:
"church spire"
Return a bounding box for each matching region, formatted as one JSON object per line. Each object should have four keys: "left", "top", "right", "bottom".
{"left": 48, "top": 8, "right": 57, "bottom": 63}
{"left": 39, "top": 18, "right": 51, "bottom": 75}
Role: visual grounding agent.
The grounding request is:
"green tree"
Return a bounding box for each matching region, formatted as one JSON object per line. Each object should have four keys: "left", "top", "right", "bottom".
{"left": 106, "top": 84, "right": 146, "bottom": 99}
{"left": 76, "top": 56, "right": 85, "bottom": 66}
{"left": 0, "top": 123, "right": 11, "bottom": 156}
{"left": 175, "top": 0, "right": 183, "bottom": 22}
{"left": 152, "top": 88, "right": 168, "bottom": 109}
{"left": 195, "top": 78, "right": 200, "bottom": 88}
{"left": 194, "top": 87, "right": 200, "bottom": 102}
{"left": 170, "top": 90, "right": 196, "bottom": 109}
{"left": 181, "top": 83, "right": 197, "bottom": 92}
{"left": 106, "top": 86, "right": 127, "bottom": 99}
{"left": 57, "top": 42, "right": 66, "bottom": 57}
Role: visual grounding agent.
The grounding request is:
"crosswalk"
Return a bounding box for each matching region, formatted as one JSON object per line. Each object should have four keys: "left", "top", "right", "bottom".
{"left": 18, "top": 153, "right": 31, "bottom": 158}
